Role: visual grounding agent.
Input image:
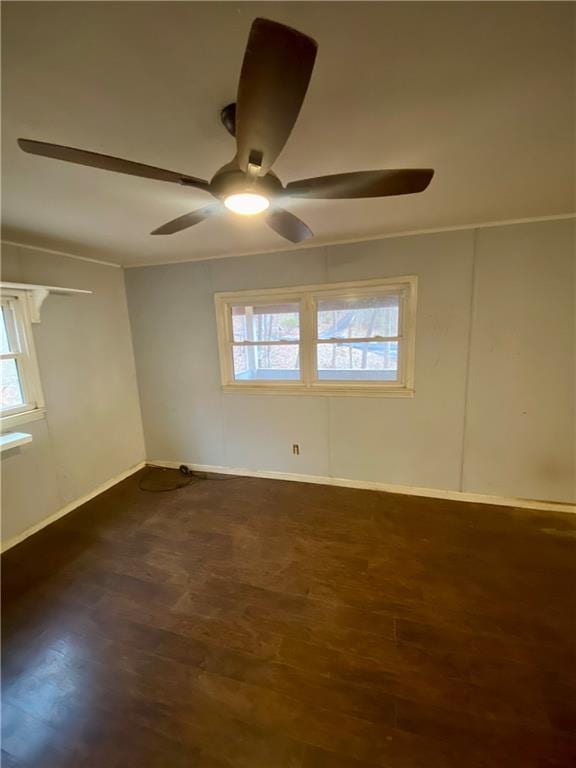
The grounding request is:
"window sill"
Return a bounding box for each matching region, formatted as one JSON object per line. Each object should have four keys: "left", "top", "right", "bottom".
{"left": 221, "top": 385, "right": 415, "bottom": 398}
{"left": 0, "top": 408, "right": 46, "bottom": 430}
{"left": 0, "top": 431, "right": 32, "bottom": 453}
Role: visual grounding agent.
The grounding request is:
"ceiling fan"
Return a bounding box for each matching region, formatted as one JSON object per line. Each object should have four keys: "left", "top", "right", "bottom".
{"left": 18, "top": 17, "right": 434, "bottom": 244}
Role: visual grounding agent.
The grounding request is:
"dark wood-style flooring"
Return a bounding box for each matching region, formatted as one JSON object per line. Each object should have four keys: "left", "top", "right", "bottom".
{"left": 2, "top": 469, "right": 576, "bottom": 767}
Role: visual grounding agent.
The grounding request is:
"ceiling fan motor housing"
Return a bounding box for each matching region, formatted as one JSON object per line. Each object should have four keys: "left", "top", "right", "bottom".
{"left": 210, "top": 165, "right": 283, "bottom": 202}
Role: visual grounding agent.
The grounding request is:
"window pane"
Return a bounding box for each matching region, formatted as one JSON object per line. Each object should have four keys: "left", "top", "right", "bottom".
{"left": 1, "top": 358, "right": 24, "bottom": 408}
{"left": 0, "top": 306, "right": 13, "bottom": 354}
{"left": 317, "top": 341, "right": 399, "bottom": 381}
{"left": 317, "top": 295, "right": 399, "bottom": 340}
{"left": 232, "top": 302, "right": 300, "bottom": 342}
{"left": 233, "top": 344, "right": 300, "bottom": 381}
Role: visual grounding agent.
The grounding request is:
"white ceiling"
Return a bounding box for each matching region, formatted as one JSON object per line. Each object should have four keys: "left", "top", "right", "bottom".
{"left": 2, "top": 1, "right": 574, "bottom": 267}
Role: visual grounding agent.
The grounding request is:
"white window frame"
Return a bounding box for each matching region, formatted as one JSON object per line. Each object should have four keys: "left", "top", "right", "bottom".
{"left": 214, "top": 276, "right": 417, "bottom": 397}
{"left": 1, "top": 290, "right": 45, "bottom": 427}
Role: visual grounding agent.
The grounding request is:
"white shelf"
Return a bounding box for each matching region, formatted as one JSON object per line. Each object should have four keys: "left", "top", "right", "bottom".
{"left": 0, "top": 431, "right": 32, "bottom": 453}
{"left": 1, "top": 281, "right": 92, "bottom": 322}
{"left": 0, "top": 281, "right": 91, "bottom": 296}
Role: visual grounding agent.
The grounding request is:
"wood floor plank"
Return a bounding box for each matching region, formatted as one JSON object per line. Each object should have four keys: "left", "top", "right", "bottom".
{"left": 2, "top": 469, "right": 575, "bottom": 767}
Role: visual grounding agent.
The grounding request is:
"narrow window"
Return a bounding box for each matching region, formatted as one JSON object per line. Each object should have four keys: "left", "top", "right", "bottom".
{"left": 0, "top": 292, "right": 45, "bottom": 423}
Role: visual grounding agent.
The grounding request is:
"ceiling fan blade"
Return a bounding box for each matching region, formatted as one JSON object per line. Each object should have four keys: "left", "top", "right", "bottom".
{"left": 151, "top": 205, "right": 221, "bottom": 235}
{"left": 235, "top": 18, "right": 317, "bottom": 175}
{"left": 285, "top": 169, "right": 434, "bottom": 199}
{"left": 266, "top": 208, "right": 313, "bottom": 243}
{"left": 18, "top": 139, "right": 211, "bottom": 191}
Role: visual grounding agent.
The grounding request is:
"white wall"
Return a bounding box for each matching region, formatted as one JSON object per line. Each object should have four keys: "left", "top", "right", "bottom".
{"left": 1, "top": 243, "right": 146, "bottom": 545}
{"left": 463, "top": 222, "right": 575, "bottom": 500}
{"left": 125, "top": 219, "right": 575, "bottom": 504}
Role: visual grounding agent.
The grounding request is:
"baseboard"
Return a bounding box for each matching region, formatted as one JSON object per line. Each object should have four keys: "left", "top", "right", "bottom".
{"left": 1, "top": 460, "right": 146, "bottom": 553}
{"left": 3, "top": 458, "right": 572, "bottom": 555}
{"left": 149, "top": 460, "right": 575, "bottom": 514}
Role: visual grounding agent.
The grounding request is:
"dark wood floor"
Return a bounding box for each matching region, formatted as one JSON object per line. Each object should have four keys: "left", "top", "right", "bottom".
{"left": 2, "top": 469, "right": 576, "bottom": 768}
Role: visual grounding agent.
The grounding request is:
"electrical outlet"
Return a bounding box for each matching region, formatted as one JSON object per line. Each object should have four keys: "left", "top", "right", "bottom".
{"left": 292, "top": 444, "right": 300, "bottom": 456}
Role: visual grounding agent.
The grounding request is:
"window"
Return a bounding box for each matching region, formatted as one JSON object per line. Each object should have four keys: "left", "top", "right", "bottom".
{"left": 0, "top": 291, "right": 45, "bottom": 424}
{"left": 230, "top": 301, "right": 301, "bottom": 381}
{"left": 215, "top": 277, "right": 416, "bottom": 396}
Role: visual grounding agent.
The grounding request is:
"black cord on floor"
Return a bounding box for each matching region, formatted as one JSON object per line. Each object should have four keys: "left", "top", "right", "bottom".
{"left": 138, "top": 466, "right": 240, "bottom": 492}
{"left": 137, "top": 467, "right": 199, "bottom": 492}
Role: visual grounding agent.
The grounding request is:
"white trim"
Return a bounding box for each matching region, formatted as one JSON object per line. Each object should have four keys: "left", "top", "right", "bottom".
{"left": 215, "top": 276, "right": 417, "bottom": 300}
{"left": 0, "top": 407, "right": 46, "bottom": 430}
{"left": 214, "top": 276, "right": 416, "bottom": 396}
{"left": 123, "top": 213, "right": 576, "bottom": 269}
{"left": 1, "top": 240, "right": 122, "bottom": 268}
{"left": 220, "top": 384, "right": 414, "bottom": 398}
{"left": 149, "top": 460, "right": 576, "bottom": 514}
{"left": 0, "top": 461, "right": 146, "bottom": 553}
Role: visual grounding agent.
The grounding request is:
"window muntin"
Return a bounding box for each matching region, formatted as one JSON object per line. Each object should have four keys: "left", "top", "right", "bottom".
{"left": 0, "top": 293, "right": 44, "bottom": 419}
{"left": 215, "top": 277, "right": 416, "bottom": 395}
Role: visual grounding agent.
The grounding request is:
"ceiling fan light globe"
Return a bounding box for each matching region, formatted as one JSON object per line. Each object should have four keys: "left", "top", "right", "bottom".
{"left": 224, "top": 193, "right": 270, "bottom": 215}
